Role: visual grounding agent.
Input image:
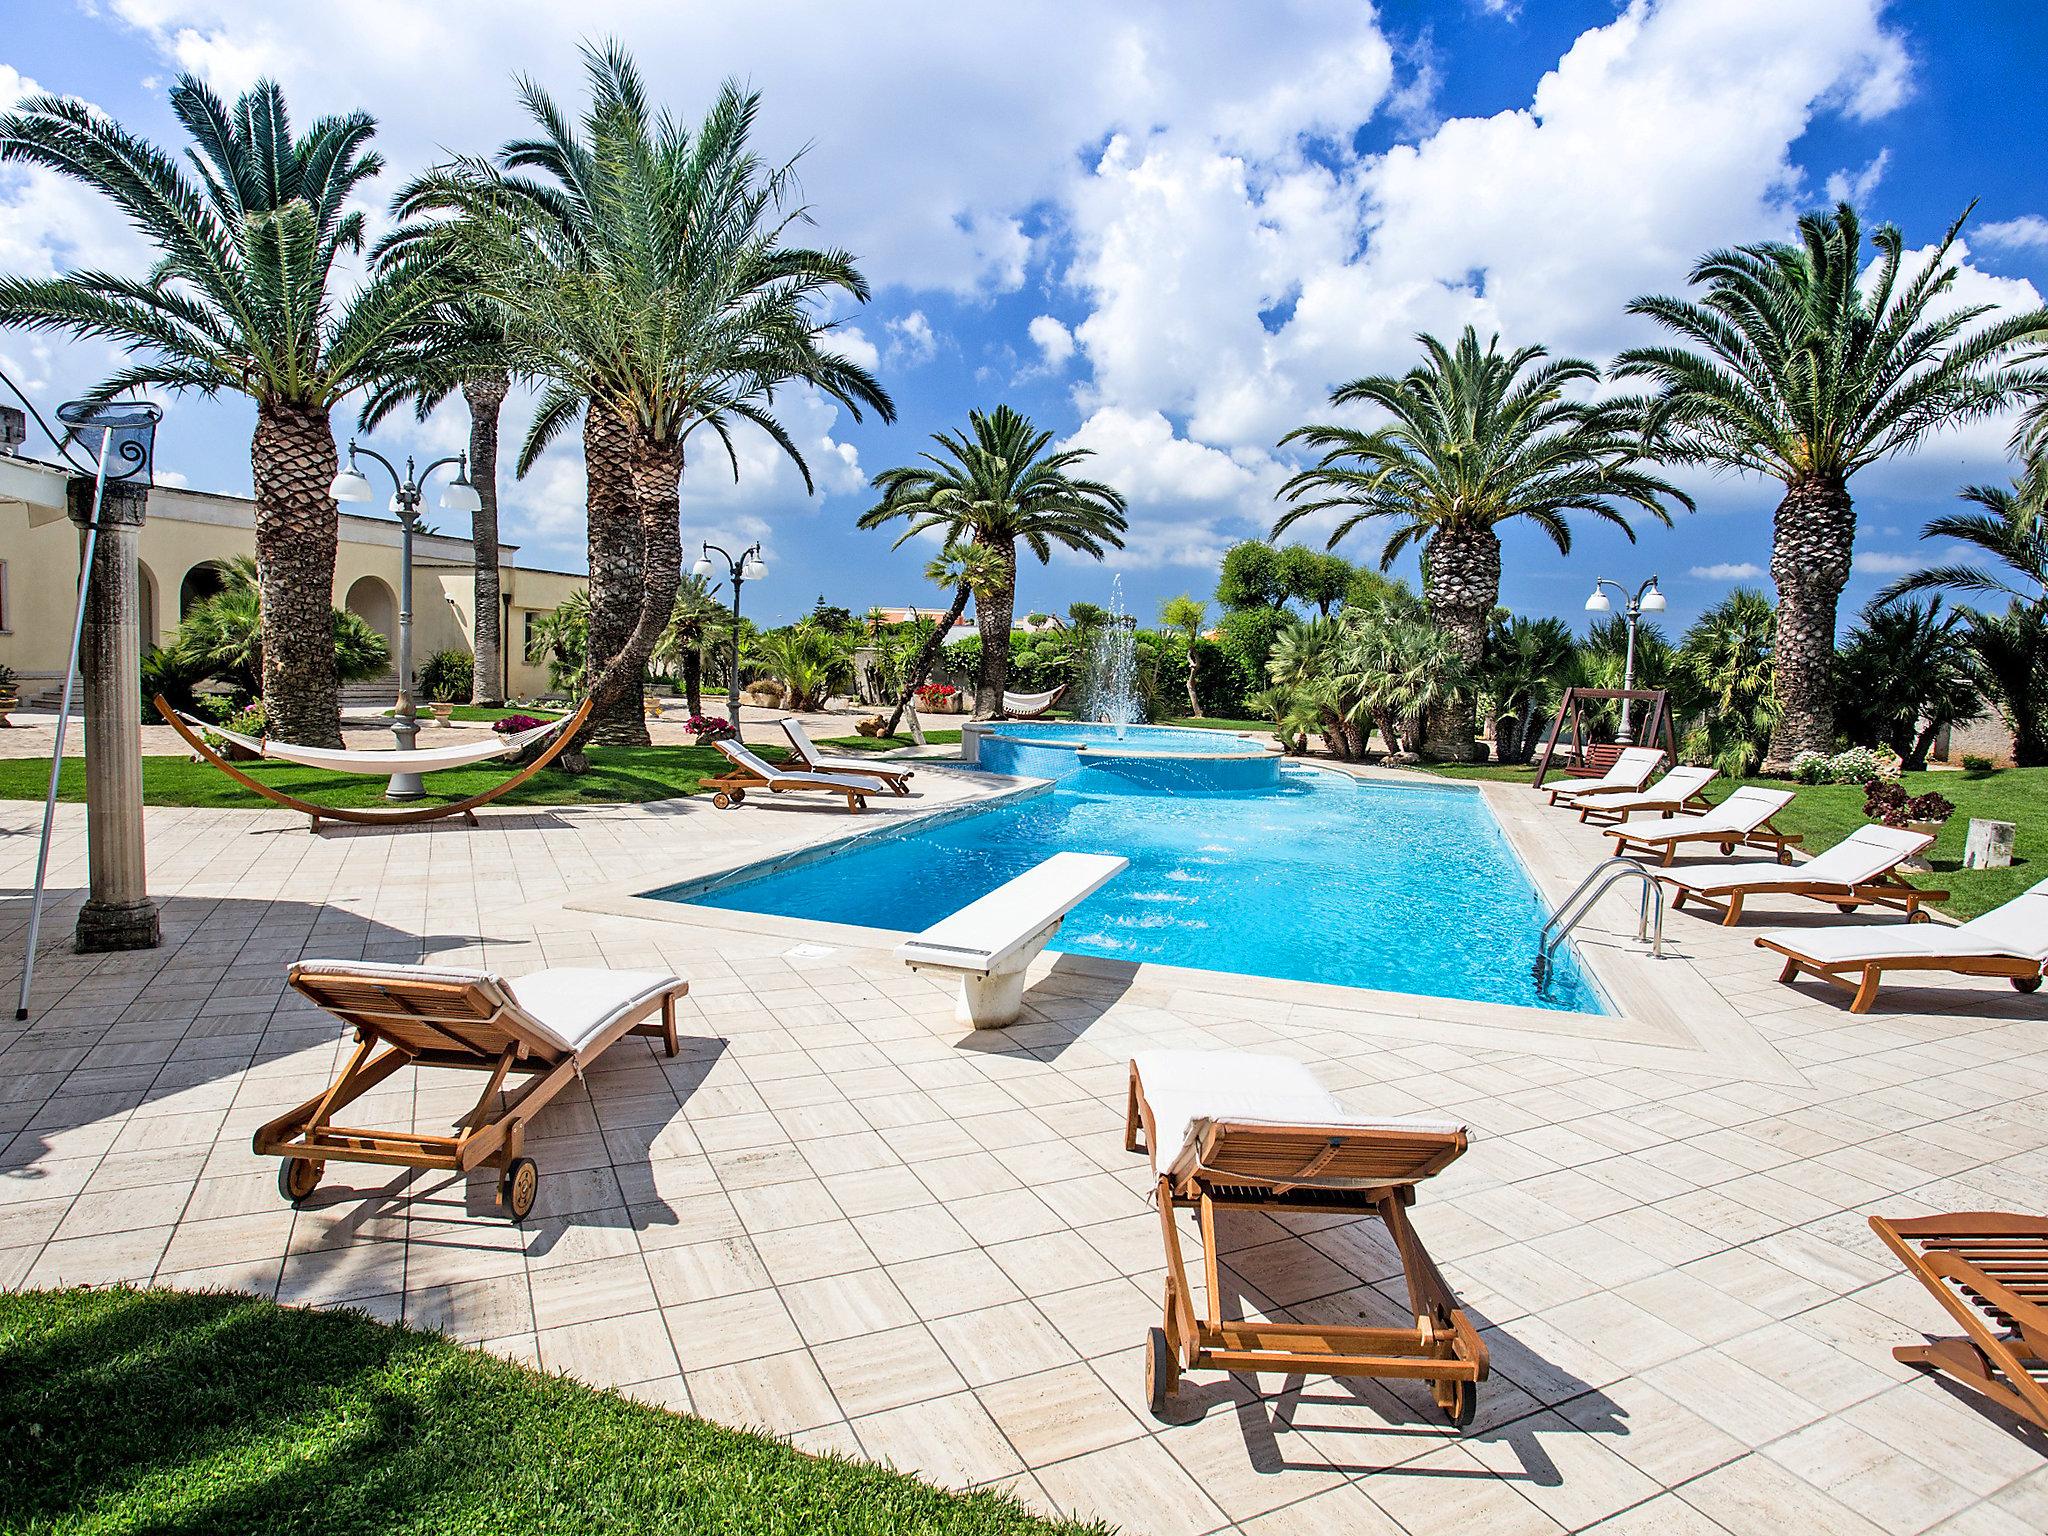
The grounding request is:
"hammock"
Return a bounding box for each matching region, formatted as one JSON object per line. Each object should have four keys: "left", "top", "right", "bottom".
{"left": 154, "top": 695, "right": 592, "bottom": 832}
{"left": 1001, "top": 685, "right": 1065, "bottom": 718}
{"left": 188, "top": 712, "right": 568, "bottom": 773}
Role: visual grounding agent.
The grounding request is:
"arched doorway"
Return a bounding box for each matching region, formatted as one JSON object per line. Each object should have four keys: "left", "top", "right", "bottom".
{"left": 178, "top": 560, "right": 230, "bottom": 618}
{"left": 344, "top": 575, "right": 398, "bottom": 648}
{"left": 137, "top": 561, "right": 160, "bottom": 647}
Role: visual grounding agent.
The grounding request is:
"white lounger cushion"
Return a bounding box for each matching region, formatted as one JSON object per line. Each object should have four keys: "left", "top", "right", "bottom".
{"left": 1131, "top": 1049, "right": 1466, "bottom": 1177}
{"left": 716, "top": 738, "right": 885, "bottom": 795}
{"left": 782, "top": 719, "right": 912, "bottom": 779}
{"left": 291, "top": 960, "right": 682, "bottom": 1054}
{"left": 1666, "top": 823, "right": 1932, "bottom": 895}
{"left": 1761, "top": 878, "right": 2048, "bottom": 966}
{"left": 897, "top": 851, "right": 1127, "bottom": 974}
{"left": 1612, "top": 785, "right": 1793, "bottom": 843}
{"left": 1589, "top": 766, "right": 1718, "bottom": 814}
{"left": 1551, "top": 747, "right": 1665, "bottom": 799}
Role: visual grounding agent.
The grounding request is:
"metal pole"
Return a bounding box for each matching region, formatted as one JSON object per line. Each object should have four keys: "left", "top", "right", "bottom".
{"left": 727, "top": 570, "right": 744, "bottom": 729}
{"left": 1616, "top": 599, "right": 1640, "bottom": 746}
{"left": 388, "top": 490, "right": 423, "bottom": 799}
{"left": 18, "top": 429, "right": 111, "bottom": 1020}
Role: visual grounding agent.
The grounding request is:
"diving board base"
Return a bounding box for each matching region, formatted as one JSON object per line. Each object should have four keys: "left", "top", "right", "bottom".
{"left": 904, "top": 926, "right": 1056, "bottom": 1029}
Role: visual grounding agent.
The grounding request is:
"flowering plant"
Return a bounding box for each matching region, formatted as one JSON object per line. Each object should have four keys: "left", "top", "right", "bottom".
{"left": 1793, "top": 745, "right": 1902, "bottom": 785}
{"left": 1863, "top": 779, "right": 1955, "bottom": 829}
{"left": 493, "top": 713, "right": 546, "bottom": 735}
{"left": 686, "top": 715, "right": 737, "bottom": 741}
{"left": 915, "top": 683, "right": 958, "bottom": 706}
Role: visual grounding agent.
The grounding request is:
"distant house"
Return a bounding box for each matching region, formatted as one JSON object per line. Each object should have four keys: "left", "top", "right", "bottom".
{"left": 0, "top": 448, "right": 585, "bottom": 702}
{"left": 871, "top": 604, "right": 976, "bottom": 637}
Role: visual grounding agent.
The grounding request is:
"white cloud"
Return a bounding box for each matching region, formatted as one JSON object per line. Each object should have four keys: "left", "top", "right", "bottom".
{"left": 831, "top": 324, "right": 881, "bottom": 374}
{"left": 883, "top": 310, "right": 938, "bottom": 367}
{"left": 1060, "top": 407, "right": 1285, "bottom": 569}
{"left": 1027, "top": 316, "right": 1074, "bottom": 370}
{"left": 1853, "top": 550, "right": 1936, "bottom": 575}
{"left": 1979, "top": 214, "right": 2048, "bottom": 252}
{"left": 1825, "top": 147, "right": 1889, "bottom": 205}
{"left": 1690, "top": 562, "right": 1764, "bottom": 580}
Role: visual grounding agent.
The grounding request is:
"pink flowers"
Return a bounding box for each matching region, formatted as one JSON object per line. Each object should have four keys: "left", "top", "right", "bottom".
{"left": 493, "top": 713, "right": 545, "bottom": 734}
{"left": 686, "top": 715, "right": 737, "bottom": 740}
{"left": 915, "top": 683, "right": 959, "bottom": 706}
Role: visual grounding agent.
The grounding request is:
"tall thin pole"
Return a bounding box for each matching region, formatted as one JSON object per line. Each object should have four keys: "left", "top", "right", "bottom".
{"left": 18, "top": 429, "right": 111, "bottom": 1020}
{"left": 727, "top": 571, "right": 744, "bottom": 729}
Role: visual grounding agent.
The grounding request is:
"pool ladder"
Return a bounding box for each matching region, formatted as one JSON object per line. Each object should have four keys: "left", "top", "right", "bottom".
{"left": 1533, "top": 856, "right": 1664, "bottom": 988}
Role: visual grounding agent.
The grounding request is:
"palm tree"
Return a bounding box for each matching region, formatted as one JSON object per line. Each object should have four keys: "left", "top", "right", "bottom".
{"left": 359, "top": 286, "right": 515, "bottom": 706}
{"left": 0, "top": 78, "right": 450, "bottom": 745}
{"left": 1614, "top": 203, "right": 2048, "bottom": 769}
{"left": 872, "top": 542, "right": 1003, "bottom": 736}
{"left": 1674, "top": 588, "right": 1777, "bottom": 776}
{"left": 860, "top": 406, "right": 1127, "bottom": 718}
{"left": 749, "top": 622, "right": 849, "bottom": 711}
{"left": 1478, "top": 615, "right": 1576, "bottom": 764}
{"left": 1159, "top": 595, "right": 1208, "bottom": 717}
{"left": 1836, "top": 597, "right": 1980, "bottom": 770}
{"left": 402, "top": 45, "right": 892, "bottom": 748}
{"left": 651, "top": 574, "right": 728, "bottom": 718}
{"left": 1876, "top": 477, "right": 2048, "bottom": 765}
{"left": 1275, "top": 327, "right": 1688, "bottom": 760}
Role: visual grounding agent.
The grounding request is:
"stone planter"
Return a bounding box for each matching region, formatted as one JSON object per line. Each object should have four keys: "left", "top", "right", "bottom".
{"left": 427, "top": 702, "right": 455, "bottom": 727}
{"left": 1903, "top": 817, "right": 1947, "bottom": 872}
{"left": 0, "top": 687, "right": 17, "bottom": 727}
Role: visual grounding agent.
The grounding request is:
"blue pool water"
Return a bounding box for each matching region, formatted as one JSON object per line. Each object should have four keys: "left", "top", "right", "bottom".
{"left": 661, "top": 766, "right": 1604, "bottom": 1013}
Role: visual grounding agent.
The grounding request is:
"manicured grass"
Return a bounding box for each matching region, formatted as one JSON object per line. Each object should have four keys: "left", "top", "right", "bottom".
{"left": 382, "top": 704, "right": 566, "bottom": 723}
{"left": 1413, "top": 760, "right": 2043, "bottom": 921}
{"left": 1160, "top": 716, "right": 1270, "bottom": 733}
{"left": 0, "top": 1287, "right": 1102, "bottom": 1536}
{"left": 815, "top": 730, "right": 962, "bottom": 752}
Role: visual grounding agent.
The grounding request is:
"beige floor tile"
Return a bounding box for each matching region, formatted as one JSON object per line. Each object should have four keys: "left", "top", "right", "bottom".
{"left": 529, "top": 1254, "right": 658, "bottom": 1329}
{"left": 889, "top": 1249, "right": 1024, "bottom": 1320}
{"left": 853, "top": 1390, "right": 1025, "bottom": 1491}
{"left": 686, "top": 1347, "right": 845, "bottom": 1437}
{"left": 781, "top": 1266, "right": 917, "bottom": 1345}
{"left": 661, "top": 1289, "right": 803, "bottom": 1371}
{"left": 928, "top": 1300, "right": 1081, "bottom": 1387}
{"left": 644, "top": 1236, "right": 770, "bottom": 1305}
{"left": 813, "top": 1322, "right": 968, "bottom": 1417}
{"left": 978, "top": 1362, "right": 1148, "bottom": 1465}
{"left": 1035, "top": 1435, "right": 1232, "bottom": 1536}
{"left": 537, "top": 1309, "right": 678, "bottom": 1390}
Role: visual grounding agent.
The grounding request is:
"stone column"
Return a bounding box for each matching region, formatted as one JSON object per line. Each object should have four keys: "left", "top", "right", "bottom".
{"left": 68, "top": 474, "right": 160, "bottom": 952}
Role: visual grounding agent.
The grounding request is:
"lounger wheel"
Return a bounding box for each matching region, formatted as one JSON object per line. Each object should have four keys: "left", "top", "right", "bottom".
{"left": 711, "top": 789, "right": 745, "bottom": 810}
{"left": 1144, "top": 1327, "right": 1178, "bottom": 1417}
{"left": 278, "top": 1158, "right": 324, "bottom": 1204}
{"left": 500, "top": 1157, "right": 538, "bottom": 1221}
{"left": 2015, "top": 976, "right": 2043, "bottom": 994}
{"left": 1836, "top": 903, "right": 1858, "bottom": 913}
{"left": 1433, "top": 1378, "right": 1476, "bottom": 1429}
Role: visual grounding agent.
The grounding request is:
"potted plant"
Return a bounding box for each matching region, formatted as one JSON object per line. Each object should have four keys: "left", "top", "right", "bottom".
{"left": 1863, "top": 779, "right": 1956, "bottom": 871}
{"left": 0, "top": 664, "right": 18, "bottom": 727}
{"left": 686, "top": 714, "right": 738, "bottom": 747}
{"left": 427, "top": 701, "right": 455, "bottom": 727}
{"left": 915, "top": 682, "right": 961, "bottom": 715}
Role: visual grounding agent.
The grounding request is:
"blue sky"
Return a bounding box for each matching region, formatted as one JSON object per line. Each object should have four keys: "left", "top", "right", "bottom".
{"left": 4, "top": 0, "right": 2044, "bottom": 634}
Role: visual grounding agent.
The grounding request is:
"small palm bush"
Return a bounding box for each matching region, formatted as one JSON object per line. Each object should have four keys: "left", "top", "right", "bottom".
{"left": 417, "top": 648, "right": 474, "bottom": 702}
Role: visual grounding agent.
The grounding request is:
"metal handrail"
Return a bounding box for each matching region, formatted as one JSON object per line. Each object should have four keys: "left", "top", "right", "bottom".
{"left": 1534, "top": 856, "right": 1664, "bottom": 989}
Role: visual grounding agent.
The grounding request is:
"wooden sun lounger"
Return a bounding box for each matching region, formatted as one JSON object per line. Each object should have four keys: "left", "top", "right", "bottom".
{"left": 1605, "top": 786, "right": 1800, "bottom": 865}
{"left": 1573, "top": 766, "right": 1718, "bottom": 826}
{"left": 703, "top": 738, "right": 886, "bottom": 812}
{"left": 1125, "top": 1050, "right": 1485, "bottom": 1425}
{"left": 1544, "top": 746, "right": 1664, "bottom": 806}
{"left": 1871, "top": 1213, "right": 2048, "bottom": 1433}
{"left": 779, "top": 718, "right": 915, "bottom": 795}
{"left": 261, "top": 961, "right": 687, "bottom": 1220}
{"left": 1661, "top": 824, "right": 1947, "bottom": 927}
{"left": 156, "top": 694, "right": 593, "bottom": 831}
{"left": 1756, "top": 877, "right": 2048, "bottom": 1013}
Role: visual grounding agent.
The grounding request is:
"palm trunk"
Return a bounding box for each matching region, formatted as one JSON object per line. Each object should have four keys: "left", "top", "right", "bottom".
{"left": 1494, "top": 709, "right": 1524, "bottom": 765}
{"left": 583, "top": 402, "right": 648, "bottom": 747}
{"left": 252, "top": 400, "right": 342, "bottom": 747}
{"left": 1183, "top": 642, "right": 1202, "bottom": 718}
{"left": 1420, "top": 526, "right": 1498, "bottom": 761}
{"left": 884, "top": 586, "right": 972, "bottom": 735}
{"left": 1764, "top": 472, "right": 1854, "bottom": 771}
{"left": 462, "top": 372, "right": 509, "bottom": 705}
{"left": 580, "top": 431, "right": 684, "bottom": 750}
{"left": 973, "top": 538, "right": 1017, "bottom": 719}
{"left": 682, "top": 650, "right": 704, "bottom": 718}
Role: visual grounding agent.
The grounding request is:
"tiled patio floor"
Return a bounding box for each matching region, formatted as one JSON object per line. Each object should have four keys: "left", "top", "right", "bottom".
{"left": 4, "top": 761, "right": 2046, "bottom": 1534}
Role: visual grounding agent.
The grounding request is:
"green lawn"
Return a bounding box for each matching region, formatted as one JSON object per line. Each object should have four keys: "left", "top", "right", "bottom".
{"left": 0, "top": 731, "right": 950, "bottom": 812}
{"left": 1413, "top": 760, "right": 2042, "bottom": 921}
{"left": 1159, "top": 716, "right": 1271, "bottom": 733}
{"left": 0, "top": 1287, "right": 1101, "bottom": 1536}
{"left": 383, "top": 704, "right": 566, "bottom": 724}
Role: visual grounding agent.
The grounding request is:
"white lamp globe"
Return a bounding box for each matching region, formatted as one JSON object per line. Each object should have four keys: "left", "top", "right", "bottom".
{"left": 441, "top": 471, "right": 483, "bottom": 515}
{"left": 741, "top": 554, "right": 767, "bottom": 581}
{"left": 691, "top": 554, "right": 715, "bottom": 579}
{"left": 1640, "top": 586, "right": 1667, "bottom": 613}
{"left": 329, "top": 465, "right": 373, "bottom": 503}
{"left": 1583, "top": 588, "right": 1611, "bottom": 613}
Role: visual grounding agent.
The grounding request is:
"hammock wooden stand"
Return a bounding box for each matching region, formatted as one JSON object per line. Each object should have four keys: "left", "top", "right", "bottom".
{"left": 1530, "top": 687, "right": 1678, "bottom": 790}
{"left": 155, "top": 695, "right": 592, "bottom": 832}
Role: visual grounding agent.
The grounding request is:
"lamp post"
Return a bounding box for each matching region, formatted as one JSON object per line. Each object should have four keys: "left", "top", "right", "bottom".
{"left": 330, "top": 441, "right": 482, "bottom": 798}
{"left": 1583, "top": 575, "right": 1667, "bottom": 746}
{"left": 692, "top": 542, "right": 766, "bottom": 729}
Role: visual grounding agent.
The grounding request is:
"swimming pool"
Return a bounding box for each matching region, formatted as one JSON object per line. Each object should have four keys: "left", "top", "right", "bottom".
{"left": 964, "top": 719, "right": 1283, "bottom": 790}
{"left": 657, "top": 765, "right": 1604, "bottom": 1013}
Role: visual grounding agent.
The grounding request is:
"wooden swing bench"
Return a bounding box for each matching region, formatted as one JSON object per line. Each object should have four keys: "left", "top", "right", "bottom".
{"left": 155, "top": 694, "right": 591, "bottom": 831}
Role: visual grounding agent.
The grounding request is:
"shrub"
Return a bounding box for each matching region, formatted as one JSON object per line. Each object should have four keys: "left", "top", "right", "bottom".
{"left": 491, "top": 713, "right": 546, "bottom": 735}
{"left": 202, "top": 701, "right": 268, "bottom": 758}
{"left": 1792, "top": 745, "right": 1902, "bottom": 785}
{"left": 684, "top": 715, "right": 736, "bottom": 741}
{"left": 417, "top": 648, "right": 473, "bottom": 703}
{"left": 1211, "top": 608, "right": 1288, "bottom": 717}
{"left": 1961, "top": 753, "right": 1996, "bottom": 772}
{"left": 139, "top": 645, "right": 209, "bottom": 721}
{"left": 1863, "top": 779, "right": 1956, "bottom": 829}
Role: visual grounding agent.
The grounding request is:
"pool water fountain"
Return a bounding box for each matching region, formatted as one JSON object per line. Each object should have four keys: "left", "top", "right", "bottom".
{"left": 1082, "top": 575, "right": 1141, "bottom": 739}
